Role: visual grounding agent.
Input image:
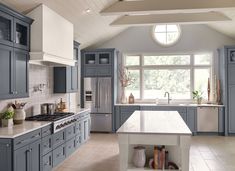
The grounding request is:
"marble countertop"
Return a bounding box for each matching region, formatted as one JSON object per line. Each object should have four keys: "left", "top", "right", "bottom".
{"left": 0, "top": 121, "right": 51, "bottom": 138}
{"left": 0, "top": 108, "right": 90, "bottom": 138}
{"left": 117, "top": 111, "right": 192, "bottom": 135}
{"left": 115, "top": 103, "right": 224, "bottom": 107}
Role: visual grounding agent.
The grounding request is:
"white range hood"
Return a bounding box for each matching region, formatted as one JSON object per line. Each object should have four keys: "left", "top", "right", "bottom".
{"left": 27, "top": 4, "right": 75, "bottom": 66}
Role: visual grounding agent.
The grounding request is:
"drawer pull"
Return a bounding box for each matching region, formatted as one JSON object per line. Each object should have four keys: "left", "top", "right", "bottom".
{"left": 44, "top": 161, "right": 49, "bottom": 166}
{"left": 56, "top": 153, "right": 62, "bottom": 157}
{"left": 31, "top": 134, "right": 40, "bottom": 139}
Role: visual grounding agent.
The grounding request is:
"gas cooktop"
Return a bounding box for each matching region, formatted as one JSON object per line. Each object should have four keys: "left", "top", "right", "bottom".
{"left": 25, "top": 112, "right": 75, "bottom": 121}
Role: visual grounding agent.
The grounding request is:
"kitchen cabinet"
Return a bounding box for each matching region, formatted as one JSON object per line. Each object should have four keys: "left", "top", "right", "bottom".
{"left": 52, "top": 144, "right": 66, "bottom": 167}
{"left": 81, "top": 49, "right": 115, "bottom": 77}
{"left": 65, "top": 137, "right": 76, "bottom": 157}
{"left": 219, "top": 46, "right": 235, "bottom": 135}
{"left": 0, "top": 4, "right": 32, "bottom": 100}
{"left": 219, "top": 107, "right": 225, "bottom": 134}
{"left": 0, "top": 4, "right": 32, "bottom": 50}
{"left": 54, "top": 41, "right": 79, "bottom": 93}
{"left": 14, "top": 139, "right": 41, "bottom": 171}
{"left": 187, "top": 107, "right": 197, "bottom": 135}
{"left": 81, "top": 116, "right": 90, "bottom": 143}
{"left": 0, "top": 139, "right": 12, "bottom": 171}
{"left": 42, "top": 152, "right": 52, "bottom": 171}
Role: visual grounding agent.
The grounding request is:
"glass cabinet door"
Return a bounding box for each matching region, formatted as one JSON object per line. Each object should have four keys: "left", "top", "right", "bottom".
{"left": 84, "top": 53, "right": 96, "bottom": 65}
{"left": 98, "top": 52, "right": 111, "bottom": 65}
{"left": 0, "top": 11, "right": 13, "bottom": 46}
{"left": 13, "top": 18, "right": 29, "bottom": 50}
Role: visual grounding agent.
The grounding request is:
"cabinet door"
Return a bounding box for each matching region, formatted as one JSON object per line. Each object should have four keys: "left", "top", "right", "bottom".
{"left": 71, "top": 64, "right": 78, "bottom": 91}
{"left": 0, "top": 11, "right": 14, "bottom": 46}
{"left": 84, "top": 52, "right": 96, "bottom": 65}
{"left": 219, "top": 107, "right": 225, "bottom": 134}
{"left": 98, "top": 52, "right": 111, "bottom": 65}
{"left": 83, "top": 118, "right": 89, "bottom": 142}
{"left": 42, "top": 152, "right": 52, "bottom": 171}
{"left": 120, "top": 106, "right": 140, "bottom": 125}
{"left": 229, "top": 85, "right": 235, "bottom": 133}
{"left": 30, "top": 139, "right": 41, "bottom": 171}
{"left": 14, "top": 49, "right": 29, "bottom": 98}
{"left": 66, "top": 66, "right": 72, "bottom": 92}
{"left": 187, "top": 108, "right": 196, "bottom": 134}
{"left": 13, "top": 18, "right": 30, "bottom": 50}
{"left": 0, "top": 140, "right": 12, "bottom": 171}
{"left": 14, "top": 145, "right": 29, "bottom": 171}
{"left": 0, "top": 45, "right": 14, "bottom": 99}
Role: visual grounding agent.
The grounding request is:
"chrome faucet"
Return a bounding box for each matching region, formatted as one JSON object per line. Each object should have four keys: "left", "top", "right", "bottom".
{"left": 164, "top": 92, "right": 172, "bottom": 104}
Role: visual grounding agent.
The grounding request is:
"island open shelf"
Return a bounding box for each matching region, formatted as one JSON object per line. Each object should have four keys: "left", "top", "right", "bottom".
{"left": 117, "top": 111, "right": 192, "bottom": 171}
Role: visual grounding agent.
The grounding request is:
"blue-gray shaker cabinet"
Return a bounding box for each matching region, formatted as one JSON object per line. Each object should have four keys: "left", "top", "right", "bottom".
{"left": 0, "top": 139, "right": 12, "bottom": 171}
{"left": 186, "top": 107, "right": 197, "bottom": 135}
{"left": 54, "top": 41, "right": 79, "bottom": 93}
{"left": 219, "top": 46, "right": 235, "bottom": 135}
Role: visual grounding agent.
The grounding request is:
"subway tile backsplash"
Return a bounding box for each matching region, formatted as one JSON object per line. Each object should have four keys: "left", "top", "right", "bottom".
{"left": 0, "top": 64, "right": 76, "bottom": 116}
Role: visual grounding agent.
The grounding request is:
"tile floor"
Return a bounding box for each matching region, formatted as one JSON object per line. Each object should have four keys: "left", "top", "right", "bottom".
{"left": 55, "top": 134, "right": 235, "bottom": 171}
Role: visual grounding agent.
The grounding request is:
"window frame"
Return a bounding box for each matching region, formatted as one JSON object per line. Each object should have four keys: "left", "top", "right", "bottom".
{"left": 123, "top": 53, "right": 213, "bottom": 102}
{"left": 152, "top": 24, "right": 182, "bottom": 47}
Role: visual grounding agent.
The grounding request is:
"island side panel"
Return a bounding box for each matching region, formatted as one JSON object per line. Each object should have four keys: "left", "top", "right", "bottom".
{"left": 118, "top": 134, "right": 129, "bottom": 171}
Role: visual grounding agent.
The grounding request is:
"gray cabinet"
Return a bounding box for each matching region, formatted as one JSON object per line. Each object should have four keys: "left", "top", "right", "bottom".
{"left": 42, "top": 152, "right": 52, "bottom": 171}
{"left": 81, "top": 116, "right": 90, "bottom": 143}
{"left": 0, "top": 44, "right": 29, "bottom": 100}
{"left": 219, "top": 46, "right": 235, "bottom": 135}
{"left": 65, "top": 137, "right": 76, "bottom": 157}
{"left": 52, "top": 144, "right": 66, "bottom": 167}
{"left": 14, "top": 139, "right": 41, "bottom": 171}
{"left": 0, "top": 139, "right": 12, "bottom": 171}
{"left": 81, "top": 49, "right": 115, "bottom": 77}
{"left": 54, "top": 41, "right": 79, "bottom": 93}
{"left": 219, "top": 107, "right": 225, "bottom": 134}
{"left": 186, "top": 107, "right": 197, "bottom": 134}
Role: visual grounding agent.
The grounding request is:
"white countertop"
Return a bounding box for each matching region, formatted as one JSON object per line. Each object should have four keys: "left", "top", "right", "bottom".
{"left": 117, "top": 110, "right": 192, "bottom": 135}
{"left": 115, "top": 103, "right": 224, "bottom": 107}
{"left": 0, "top": 121, "right": 51, "bottom": 138}
{"left": 0, "top": 108, "right": 90, "bottom": 138}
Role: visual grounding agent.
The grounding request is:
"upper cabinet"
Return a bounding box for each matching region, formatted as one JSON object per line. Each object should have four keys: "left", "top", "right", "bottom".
{"left": 0, "top": 4, "right": 32, "bottom": 50}
{"left": 54, "top": 41, "right": 80, "bottom": 93}
{"left": 81, "top": 49, "right": 115, "bottom": 77}
{"left": 0, "top": 3, "right": 32, "bottom": 100}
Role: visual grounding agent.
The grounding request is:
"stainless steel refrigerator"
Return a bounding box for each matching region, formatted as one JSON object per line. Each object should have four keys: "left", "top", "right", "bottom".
{"left": 84, "top": 77, "right": 112, "bottom": 132}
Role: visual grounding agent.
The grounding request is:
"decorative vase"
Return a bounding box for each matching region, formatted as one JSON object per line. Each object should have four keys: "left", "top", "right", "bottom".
{"left": 120, "top": 87, "right": 127, "bottom": 104}
{"left": 133, "top": 146, "right": 146, "bottom": 168}
{"left": 2, "top": 118, "right": 13, "bottom": 127}
{"left": 14, "top": 109, "right": 26, "bottom": 124}
{"left": 197, "top": 98, "right": 202, "bottom": 105}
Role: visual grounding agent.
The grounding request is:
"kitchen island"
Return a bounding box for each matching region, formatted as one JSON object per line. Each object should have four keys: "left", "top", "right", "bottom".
{"left": 117, "top": 111, "right": 192, "bottom": 171}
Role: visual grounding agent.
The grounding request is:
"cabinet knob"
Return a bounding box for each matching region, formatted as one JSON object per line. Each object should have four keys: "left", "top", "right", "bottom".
{"left": 6, "top": 144, "right": 9, "bottom": 147}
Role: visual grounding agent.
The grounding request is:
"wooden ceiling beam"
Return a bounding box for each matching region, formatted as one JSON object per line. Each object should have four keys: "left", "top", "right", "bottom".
{"left": 110, "top": 12, "right": 231, "bottom": 26}
{"left": 101, "top": 0, "right": 235, "bottom": 15}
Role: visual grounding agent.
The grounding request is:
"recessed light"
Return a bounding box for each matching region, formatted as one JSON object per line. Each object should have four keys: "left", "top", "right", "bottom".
{"left": 85, "top": 8, "right": 91, "bottom": 13}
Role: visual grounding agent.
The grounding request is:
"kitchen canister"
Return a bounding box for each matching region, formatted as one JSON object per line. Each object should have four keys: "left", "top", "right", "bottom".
{"left": 132, "top": 146, "right": 146, "bottom": 168}
{"left": 13, "top": 108, "right": 26, "bottom": 124}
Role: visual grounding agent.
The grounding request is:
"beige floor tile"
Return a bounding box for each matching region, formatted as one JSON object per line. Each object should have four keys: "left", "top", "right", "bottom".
{"left": 54, "top": 134, "right": 235, "bottom": 171}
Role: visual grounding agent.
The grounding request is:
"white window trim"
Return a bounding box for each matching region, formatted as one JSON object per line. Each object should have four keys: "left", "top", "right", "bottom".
{"left": 152, "top": 24, "right": 182, "bottom": 47}
{"left": 124, "top": 53, "right": 214, "bottom": 103}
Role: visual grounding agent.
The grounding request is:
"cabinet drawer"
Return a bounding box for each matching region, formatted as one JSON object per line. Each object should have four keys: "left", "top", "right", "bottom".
{"left": 75, "top": 135, "right": 82, "bottom": 149}
{"left": 42, "top": 135, "right": 52, "bottom": 155}
{"left": 52, "top": 145, "right": 66, "bottom": 167}
{"left": 96, "top": 66, "right": 112, "bottom": 76}
{"left": 42, "top": 152, "right": 52, "bottom": 171}
{"left": 14, "top": 129, "right": 41, "bottom": 150}
{"left": 42, "top": 125, "right": 52, "bottom": 137}
{"left": 65, "top": 124, "right": 75, "bottom": 141}
{"left": 75, "top": 121, "right": 82, "bottom": 135}
{"left": 84, "top": 67, "right": 96, "bottom": 77}
{"left": 52, "top": 130, "right": 65, "bottom": 149}
{"left": 65, "top": 137, "right": 76, "bottom": 157}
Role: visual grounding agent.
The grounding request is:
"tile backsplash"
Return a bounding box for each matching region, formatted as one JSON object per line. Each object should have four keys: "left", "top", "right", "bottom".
{"left": 0, "top": 64, "right": 76, "bottom": 116}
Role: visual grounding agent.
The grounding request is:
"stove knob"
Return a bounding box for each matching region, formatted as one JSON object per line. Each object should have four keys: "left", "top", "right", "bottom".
{"left": 56, "top": 125, "right": 60, "bottom": 129}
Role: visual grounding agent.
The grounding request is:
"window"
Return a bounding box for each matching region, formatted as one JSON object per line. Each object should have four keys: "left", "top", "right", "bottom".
{"left": 153, "top": 24, "right": 181, "bottom": 46}
{"left": 124, "top": 53, "right": 212, "bottom": 101}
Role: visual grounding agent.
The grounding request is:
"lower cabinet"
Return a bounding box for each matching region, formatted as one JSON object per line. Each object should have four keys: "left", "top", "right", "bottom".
{"left": 42, "top": 152, "right": 53, "bottom": 171}
{"left": 52, "top": 144, "right": 66, "bottom": 167}
{"left": 186, "top": 107, "right": 197, "bottom": 134}
{"left": 65, "top": 137, "right": 76, "bottom": 157}
{"left": 14, "top": 139, "right": 41, "bottom": 171}
{"left": 0, "top": 139, "right": 12, "bottom": 171}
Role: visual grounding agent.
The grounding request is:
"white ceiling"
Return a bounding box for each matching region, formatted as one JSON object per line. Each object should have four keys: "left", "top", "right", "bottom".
{"left": 1, "top": 0, "right": 235, "bottom": 49}
{"left": 0, "top": 0, "right": 126, "bottom": 49}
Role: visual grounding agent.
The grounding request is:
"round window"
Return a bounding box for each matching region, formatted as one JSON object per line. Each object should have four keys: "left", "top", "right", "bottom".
{"left": 152, "top": 24, "right": 181, "bottom": 46}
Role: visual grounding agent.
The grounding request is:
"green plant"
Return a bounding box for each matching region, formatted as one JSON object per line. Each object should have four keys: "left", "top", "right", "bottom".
{"left": 192, "top": 90, "right": 203, "bottom": 100}
{"left": 2, "top": 110, "right": 14, "bottom": 120}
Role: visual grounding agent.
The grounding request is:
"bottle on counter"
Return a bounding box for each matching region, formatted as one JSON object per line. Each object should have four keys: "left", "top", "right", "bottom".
{"left": 128, "top": 93, "right": 135, "bottom": 104}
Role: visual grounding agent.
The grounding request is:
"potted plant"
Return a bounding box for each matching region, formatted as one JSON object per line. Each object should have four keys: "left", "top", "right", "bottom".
{"left": 1, "top": 108, "right": 14, "bottom": 127}
{"left": 192, "top": 90, "right": 203, "bottom": 104}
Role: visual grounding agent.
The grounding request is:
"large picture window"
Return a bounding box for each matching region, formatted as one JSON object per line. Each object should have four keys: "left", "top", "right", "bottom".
{"left": 124, "top": 53, "right": 212, "bottom": 101}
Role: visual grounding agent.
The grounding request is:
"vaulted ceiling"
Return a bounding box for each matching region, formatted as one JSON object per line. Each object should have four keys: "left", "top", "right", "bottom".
{"left": 1, "top": 0, "right": 235, "bottom": 49}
